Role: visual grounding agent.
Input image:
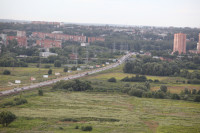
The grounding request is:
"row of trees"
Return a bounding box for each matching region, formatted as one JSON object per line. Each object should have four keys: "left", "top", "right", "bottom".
{"left": 123, "top": 59, "right": 180, "bottom": 76}
{"left": 52, "top": 80, "right": 93, "bottom": 91}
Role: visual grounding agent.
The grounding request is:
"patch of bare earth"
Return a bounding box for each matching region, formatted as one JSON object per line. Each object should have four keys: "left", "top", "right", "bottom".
{"left": 144, "top": 121, "right": 159, "bottom": 133}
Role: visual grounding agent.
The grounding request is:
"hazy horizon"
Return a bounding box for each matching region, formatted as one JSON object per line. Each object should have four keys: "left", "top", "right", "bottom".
{"left": 1, "top": 0, "right": 200, "bottom": 28}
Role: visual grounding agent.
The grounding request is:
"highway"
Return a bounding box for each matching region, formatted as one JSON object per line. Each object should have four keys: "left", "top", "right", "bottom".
{"left": 0, "top": 52, "right": 133, "bottom": 96}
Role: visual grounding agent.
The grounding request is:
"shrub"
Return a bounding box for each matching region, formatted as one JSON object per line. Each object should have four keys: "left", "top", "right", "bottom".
{"left": 3, "top": 70, "right": 11, "bottom": 75}
{"left": 15, "top": 98, "right": 27, "bottom": 105}
{"left": 154, "top": 79, "right": 159, "bottom": 83}
{"left": 38, "top": 89, "right": 43, "bottom": 96}
{"left": 194, "top": 96, "right": 200, "bottom": 102}
{"left": 59, "top": 127, "right": 64, "bottom": 130}
{"left": 108, "top": 77, "right": 117, "bottom": 82}
{"left": 0, "top": 111, "right": 16, "bottom": 127}
{"left": 48, "top": 69, "right": 52, "bottom": 75}
{"left": 171, "top": 93, "right": 180, "bottom": 100}
{"left": 44, "top": 65, "right": 51, "bottom": 68}
{"left": 71, "top": 66, "right": 77, "bottom": 71}
{"left": 64, "top": 67, "right": 68, "bottom": 72}
{"left": 192, "top": 89, "right": 196, "bottom": 94}
{"left": 153, "top": 91, "right": 165, "bottom": 99}
{"left": 128, "top": 89, "right": 144, "bottom": 97}
{"left": 160, "top": 85, "right": 167, "bottom": 93}
{"left": 81, "top": 126, "right": 93, "bottom": 131}
{"left": 54, "top": 60, "right": 61, "bottom": 67}
{"left": 3, "top": 101, "right": 14, "bottom": 106}
{"left": 75, "top": 125, "right": 79, "bottom": 129}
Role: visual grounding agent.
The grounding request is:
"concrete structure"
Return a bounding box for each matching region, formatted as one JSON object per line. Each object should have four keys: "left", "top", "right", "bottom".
{"left": 81, "top": 43, "right": 89, "bottom": 47}
{"left": 88, "top": 37, "right": 105, "bottom": 43}
{"left": 198, "top": 33, "right": 200, "bottom": 53}
{"left": 40, "top": 52, "right": 58, "bottom": 58}
{"left": 0, "top": 34, "right": 7, "bottom": 44}
{"left": 32, "top": 32, "right": 86, "bottom": 42}
{"left": 36, "top": 39, "right": 62, "bottom": 48}
{"left": 173, "top": 33, "right": 186, "bottom": 54}
{"left": 7, "top": 36, "right": 27, "bottom": 47}
{"left": 17, "top": 31, "right": 26, "bottom": 37}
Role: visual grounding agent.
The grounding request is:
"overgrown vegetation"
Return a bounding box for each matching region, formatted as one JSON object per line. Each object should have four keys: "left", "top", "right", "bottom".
{"left": 0, "top": 111, "right": 16, "bottom": 127}
{"left": 52, "top": 79, "right": 93, "bottom": 91}
{"left": 1, "top": 98, "right": 28, "bottom": 108}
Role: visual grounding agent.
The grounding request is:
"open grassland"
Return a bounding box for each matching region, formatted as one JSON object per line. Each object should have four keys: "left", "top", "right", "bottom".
{"left": 0, "top": 89, "right": 200, "bottom": 133}
{"left": 0, "top": 66, "right": 82, "bottom": 91}
{"left": 85, "top": 65, "right": 200, "bottom": 94}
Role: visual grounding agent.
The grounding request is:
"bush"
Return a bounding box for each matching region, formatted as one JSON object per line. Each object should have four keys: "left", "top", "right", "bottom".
{"left": 128, "top": 89, "right": 144, "bottom": 97}
{"left": 54, "top": 60, "right": 61, "bottom": 67}
{"left": 38, "top": 89, "right": 43, "bottom": 96}
{"left": 3, "top": 101, "right": 14, "bottom": 107}
{"left": 71, "top": 66, "right": 77, "bottom": 71}
{"left": 44, "top": 65, "right": 51, "bottom": 68}
{"left": 15, "top": 98, "right": 27, "bottom": 105}
{"left": 108, "top": 77, "right": 117, "bottom": 82}
{"left": 64, "top": 67, "right": 68, "bottom": 72}
{"left": 75, "top": 125, "right": 79, "bottom": 129}
{"left": 3, "top": 70, "right": 11, "bottom": 75}
{"left": 81, "top": 126, "right": 93, "bottom": 131}
{"left": 153, "top": 91, "right": 165, "bottom": 99}
{"left": 52, "top": 80, "right": 93, "bottom": 91}
{"left": 0, "top": 111, "right": 16, "bottom": 127}
{"left": 160, "top": 85, "right": 167, "bottom": 93}
{"left": 171, "top": 93, "right": 180, "bottom": 100}
{"left": 48, "top": 69, "right": 52, "bottom": 75}
{"left": 194, "top": 96, "right": 200, "bottom": 102}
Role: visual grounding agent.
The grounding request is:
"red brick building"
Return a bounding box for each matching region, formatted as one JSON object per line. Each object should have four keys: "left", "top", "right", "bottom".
{"left": 173, "top": 33, "right": 186, "bottom": 54}
{"left": 32, "top": 32, "right": 86, "bottom": 42}
{"left": 7, "top": 36, "right": 27, "bottom": 47}
{"left": 87, "top": 37, "right": 105, "bottom": 43}
{"left": 36, "top": 39, "right": 62, "bottom": 48}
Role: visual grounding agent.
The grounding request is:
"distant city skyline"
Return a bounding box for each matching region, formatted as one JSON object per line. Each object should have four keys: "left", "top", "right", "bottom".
{"left": 1, "top": 0, "right": 200, "bottom": 28}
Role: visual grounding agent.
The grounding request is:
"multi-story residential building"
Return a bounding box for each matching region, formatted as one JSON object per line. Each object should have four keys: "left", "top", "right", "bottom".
{"left": 7, "top": 36, "right": 27, "bottom": 47}
{"left": 36, "top": 39, "right": 62, "bottom": 48}
{"left": 173, "top": 33, "right": 186, "bottom": 54}
{"left": 32, "top": 21, "right": 60, "bottom": 25}
{"left": 198, "top": 33, "right": 200, "bottom": 53}
{"left": 87, "top": 37, "right": 105, "bottom": 43}
{"left": 32, "top": 32, "right": 86, "bottom": 43}
{"left": 17, "top": 31, "right": 26, "bottom": 37}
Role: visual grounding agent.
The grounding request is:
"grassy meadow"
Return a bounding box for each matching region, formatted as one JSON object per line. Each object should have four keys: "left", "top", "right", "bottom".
{"left": 1, "top": 64, "right": 200, "bottom": 132}
{"left": 0, "top": 65, "right": 81, "bottom": 91}
{"left": 0, "top": 88, "right": 200, "bottom": 133}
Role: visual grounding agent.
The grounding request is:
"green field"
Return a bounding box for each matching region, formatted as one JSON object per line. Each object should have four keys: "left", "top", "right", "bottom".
{"left": 0, "top": 66, "right": 82, "bottom": 91}
{"left": 0, "top": 88, "right": 200, "bottom": 133}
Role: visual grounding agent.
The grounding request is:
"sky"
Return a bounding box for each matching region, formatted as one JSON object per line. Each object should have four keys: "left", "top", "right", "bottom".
{"left": 0, "top": 0, "right": 200, "bottom": 27}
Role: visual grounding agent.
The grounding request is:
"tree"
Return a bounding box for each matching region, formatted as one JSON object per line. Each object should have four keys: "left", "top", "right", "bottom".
{"left": 48, "top": 69, "right": 52, "bottom": 75}
{"left": 145, "top": 81, "right": 150, "bottom": 90}
{"left": 71, "top": 66, "right": 77, "bottom": 71}
{"left": 0, "top": 111, "right": 16, "bottom": 127}
{"left": 194, "top": 96, "right": 200, "bottom": 102}
{"left": 3, "top": 70, "right": 11, "bottom": 75}
{"left": 54, "top": 60, "right": 61, "bottom": 67}
{"left": 64, "top": 67, "right": 68, "bottom": 72}
{"left": 171, "top": 93, "right": 180, "bottom": 100}
{"left": 160, "top": 85, "right": 167, "bottom": 93}
{"left": 38, "top": 89, "right": 43, "bottom": 96}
